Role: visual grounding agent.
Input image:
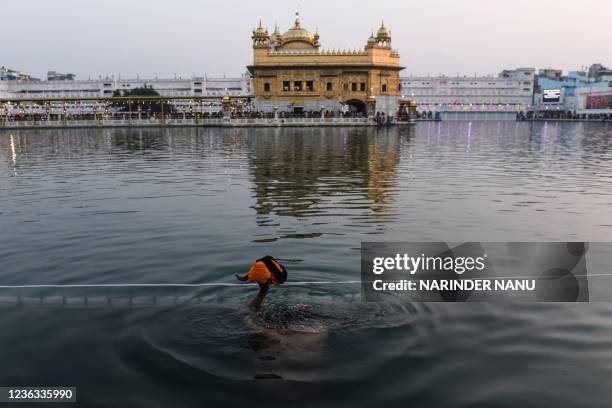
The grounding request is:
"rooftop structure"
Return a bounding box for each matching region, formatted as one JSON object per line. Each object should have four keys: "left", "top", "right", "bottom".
{"left": 0, "top": 66, "right": 34, "bottom": 81}
{"left": 47, "top": 71, "right": 76, "bottom": 81}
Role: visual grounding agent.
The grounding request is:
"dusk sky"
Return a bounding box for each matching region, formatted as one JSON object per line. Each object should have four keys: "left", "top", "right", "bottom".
{"left": 3, "top": 0, "right": 611, "bottom": 79}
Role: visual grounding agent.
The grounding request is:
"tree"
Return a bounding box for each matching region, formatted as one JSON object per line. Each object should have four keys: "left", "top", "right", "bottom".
{"left": 112, "top": 85, "right": 174, "bottom": 114}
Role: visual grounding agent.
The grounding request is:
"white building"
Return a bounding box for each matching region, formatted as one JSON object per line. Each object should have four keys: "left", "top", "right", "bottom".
{"left": 0, "top": 66, "right": 33, "bottom": 81}
{"left": 529, "top": 65, "right": 612, "bottom": 117}
{"left": 400, "top": 68, "right": 535, "bottom": 120}
{"left": 0, "top": 74, "right": 251, "bottom": 100}
{"left": 0, "top": 83, "right": 10, "bottom": 99}
{"left": 0, "top": 73, "right": 253, "bottom": 116}
{"left": 576, "top": 87, "right": 612, "bottom": 116}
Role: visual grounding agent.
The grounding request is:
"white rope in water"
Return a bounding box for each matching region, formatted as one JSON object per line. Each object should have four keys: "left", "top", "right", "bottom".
{"left": 0, "top": 274, "right": 609, "bottom": 290}
{"left": 0, "top": 281, "right": 363, "bottom": 289}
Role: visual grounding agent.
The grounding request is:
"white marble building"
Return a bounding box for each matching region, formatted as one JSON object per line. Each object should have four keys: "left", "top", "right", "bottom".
{"left": 0, "top": 74, "right": 251, "bottom": 100}
{"left": 400, "top": 68, "right": 535, "bottom": 117}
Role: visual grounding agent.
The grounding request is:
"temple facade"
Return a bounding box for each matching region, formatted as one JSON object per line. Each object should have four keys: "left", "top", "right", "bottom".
{"left": 247, "top": 13, "right": 404, "bottom": 116}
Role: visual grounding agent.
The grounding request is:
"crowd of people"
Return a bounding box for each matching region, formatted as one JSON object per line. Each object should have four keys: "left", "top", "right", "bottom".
{"left": 412, "top": 111, "right": 442, "bottom": 121}
{"left": 1, "top": 110, "right": 375, "bottom": 123}
{"left": 0, "top": 111, "right": 228, "bottom": 122}
{"left": 226, "top": 110, "right": 369, "bottom": 119}
{"left": 4, "top": 107, "right": 609, "bottom": 124}
{"left": 523, "top": 110, "right": 612, "bottom": 121}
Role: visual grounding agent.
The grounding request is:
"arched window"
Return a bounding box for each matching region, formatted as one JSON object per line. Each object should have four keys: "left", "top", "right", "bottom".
{"left": 264, "top": 83, "right": 270, "bottom": 92}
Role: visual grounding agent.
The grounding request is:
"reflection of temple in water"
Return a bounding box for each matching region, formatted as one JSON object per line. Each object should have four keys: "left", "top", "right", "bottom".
{"left": 248, "top": 127, "right": 410, "bottom": 224}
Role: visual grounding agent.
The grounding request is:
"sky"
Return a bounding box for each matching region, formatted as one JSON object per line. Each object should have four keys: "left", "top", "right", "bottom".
{"left": 2, "top": 0, "right": 611, "bottom": 79}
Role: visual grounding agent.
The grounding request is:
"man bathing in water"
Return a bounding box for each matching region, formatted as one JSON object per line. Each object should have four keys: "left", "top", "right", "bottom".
{"left": 235, "top": 256, "right": 287, "bottom": 310}
{"left": 237, "top": 256, "right": 326, "bottom": 383}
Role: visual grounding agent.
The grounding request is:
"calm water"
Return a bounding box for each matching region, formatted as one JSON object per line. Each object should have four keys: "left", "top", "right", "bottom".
{"left": 1, "top": 122, "right": 611, "bottom": 407}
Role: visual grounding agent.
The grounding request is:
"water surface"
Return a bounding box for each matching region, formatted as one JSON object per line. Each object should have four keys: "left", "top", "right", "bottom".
{"left": 1, "top": 122, "right": 611, "bottom": 407}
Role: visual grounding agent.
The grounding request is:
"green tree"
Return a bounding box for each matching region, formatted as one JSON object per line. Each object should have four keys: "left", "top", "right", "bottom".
{"left": 112, "top": 85, "right": 174, "bottom": 114}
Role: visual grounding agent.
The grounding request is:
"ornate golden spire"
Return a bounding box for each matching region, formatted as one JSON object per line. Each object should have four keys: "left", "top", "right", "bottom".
{"left": 252, "top": 17, "right": 270, "bottom": 48}
{"left": 253, "top": 16, "right": 268, "bottom": 36}
{"left": 377, "top": 19, "right": 390, "bottom": 39}
{"left": 294, "top": 11, "right": 301, "bottom": 28}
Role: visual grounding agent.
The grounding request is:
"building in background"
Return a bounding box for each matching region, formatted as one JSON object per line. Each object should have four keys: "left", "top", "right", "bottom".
{"left": 400, "top": 68, "right": 535, "bottom": 120}
{"left": 532, "top": 69, "right": 588, "bottom": 114}
{"left": 577, "top": 87, "right": 612, "bottom": 114}
{"left": 0, "top": 81, "right": 9, "bottom": 99}
{"left": 531, "top": 64, "right": 612, "bottom": 118}
{"left": 0, "top": 66, "right": 34, "bottom": 81}
{"left": 47, "top": 71, "right": 76, "bottom": 81}
{"left": 0, "top": 68, "right": 252, "bottom": 116}
{"left": 0, "top": 73, "right": 250, "bottom": 100}
{"left": 588, "top": 64, "right": 612, "bottom": 83}
{"left": 248, "top": 13, "right": 404, "bottom": 116}
{"left": 537, "top": 68, "right": 563, "bottom": 81}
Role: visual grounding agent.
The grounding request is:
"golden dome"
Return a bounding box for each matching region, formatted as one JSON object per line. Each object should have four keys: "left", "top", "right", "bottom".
{"left": 377, "top": 21, "right": 390, "bottom": 39}
{"left": 367, "top": 30, "right": 377, "bottom": 44}
{"left": 283, "top": 26, "right": 313, "bottom": 40}
{"left": 280, "top": 12, "right": 318, "bottom": 49}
